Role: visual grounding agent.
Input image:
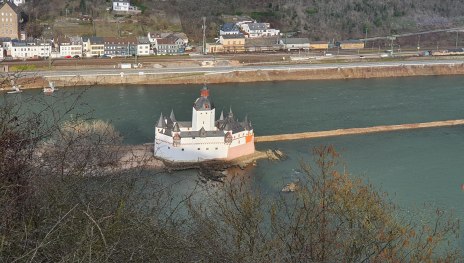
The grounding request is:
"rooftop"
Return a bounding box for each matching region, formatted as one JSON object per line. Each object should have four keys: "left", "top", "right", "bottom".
{"left": 281, "top": 38, "right": 310, "bottom": 45}
{"left": 221, "top": 34, "right": 245, "bottom": 39}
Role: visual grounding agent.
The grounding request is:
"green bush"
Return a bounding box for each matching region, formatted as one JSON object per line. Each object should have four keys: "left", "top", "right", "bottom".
{"left": 10, "top": 65, "right": 37, "bottom": 72}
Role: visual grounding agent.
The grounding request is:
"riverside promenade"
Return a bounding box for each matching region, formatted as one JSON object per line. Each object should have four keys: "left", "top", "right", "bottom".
{"left": 255, "top": 119, "right": 464, "bottom": 142}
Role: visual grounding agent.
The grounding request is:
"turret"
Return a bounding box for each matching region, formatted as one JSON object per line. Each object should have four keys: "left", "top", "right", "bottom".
{"left": 192, "top": 86, "right": 216, "bottom": 131}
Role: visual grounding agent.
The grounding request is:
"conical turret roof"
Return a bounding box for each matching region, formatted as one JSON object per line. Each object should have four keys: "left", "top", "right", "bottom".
{"left": 173, "top": 122, "right": 180, "bottom": 132}
{"left": 156, "top": 113, "right": 165, "bottom": 128}
{"left": 170, "top": 109, "right": 176, "bottom": 122}
{"left": 219, "top": 110, "right": 224, "bottom": 121}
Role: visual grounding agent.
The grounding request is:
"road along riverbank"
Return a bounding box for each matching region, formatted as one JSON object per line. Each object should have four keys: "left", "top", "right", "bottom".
{"left": 5, "top": 60, "right": 464, "bottom": 90}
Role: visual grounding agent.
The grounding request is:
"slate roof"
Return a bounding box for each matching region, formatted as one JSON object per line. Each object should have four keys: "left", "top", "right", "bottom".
{"left": 103, "top": 37, "right": 137, "bottom": 45}
{"left": 83, "top": 36, "right": 104, "bottom": 44}
{"left": 221, "top": 34, "right": 245, "bottom": 39}
{"left": 282, "top": 38, "right": 310, "bottom": 45}
{"left": 137, "top": 36, "right": 150, "bottom": 44}
{"left": 221, "top": 23, "right": 239, "bottom": 32}
{"left": 245, "top": 37, "right": 280, "bottom": 47}
{"left": 247, "top": 23, "right": 268, "bottom": 30}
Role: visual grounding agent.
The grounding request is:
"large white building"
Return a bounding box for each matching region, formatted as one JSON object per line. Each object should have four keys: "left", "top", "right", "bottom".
{"left": 112, "top": 0, "right": 130, "bottom": 11}
{"left": 154, "top": 87, "right": 255, "bottom": 162}
{"left": 10, "top": 40, "right": 51, "bottom": 58}
{"left": 240, "top": 22, "right": 280, "bottom": 38}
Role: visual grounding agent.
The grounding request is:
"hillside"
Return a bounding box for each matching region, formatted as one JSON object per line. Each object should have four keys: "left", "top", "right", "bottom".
{"left": 22, "top": 0, "right": 464, "bottom": 45}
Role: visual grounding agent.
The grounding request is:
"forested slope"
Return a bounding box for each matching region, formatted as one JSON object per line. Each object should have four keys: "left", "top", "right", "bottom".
{"left": 25, "top": 0, "right": 464, "bottom": 41}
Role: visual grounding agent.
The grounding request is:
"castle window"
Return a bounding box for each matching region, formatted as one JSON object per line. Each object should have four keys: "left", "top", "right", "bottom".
{"left": 206, "top": 148, "right": 209, "bottom": 150}
{"left": 168, "top": 146, "right": 170, "bottom": 149}
{"left": 197, "top": 148, "right": 200, "bottom": 150}
{"left": 182, "top": 148, "right": 184, "bottom": 151}
{"left": 215, "top": 147, "right": 218, "bottom": 150}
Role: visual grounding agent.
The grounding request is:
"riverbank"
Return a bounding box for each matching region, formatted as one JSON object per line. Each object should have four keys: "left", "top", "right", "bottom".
{"left": 5, "top": 60, "right": 464, "bottom": 90}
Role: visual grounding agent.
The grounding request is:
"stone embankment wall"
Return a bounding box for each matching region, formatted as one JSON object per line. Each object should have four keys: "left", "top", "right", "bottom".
{"left": 18, "top": 63, "right": 464, "bottom": 89}
{"left": 255, "top": 119, "right": 464, "bottom": 142}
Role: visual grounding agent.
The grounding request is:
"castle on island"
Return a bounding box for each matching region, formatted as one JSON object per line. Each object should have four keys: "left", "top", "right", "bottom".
{"left": 154, "top": 87, "right": 255, "bottom": 162}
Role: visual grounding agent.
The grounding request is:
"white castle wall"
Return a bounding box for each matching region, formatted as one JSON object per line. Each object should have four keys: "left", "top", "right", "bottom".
{"left": 154, "top": 132, "right": 228, "bottom": 162}
{"left": 154, "top": 129, "right": 254, "bottom": 162}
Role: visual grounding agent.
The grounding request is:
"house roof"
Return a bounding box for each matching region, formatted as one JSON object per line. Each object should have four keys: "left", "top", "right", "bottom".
{"left": 0, "top": 1, "right": 19, "bottom": 14}
{"left": 221, "top": 34, "right": 245, "bottom": 39}
{"left": 247, "top": 23, "right": 268, "bottom": 30}
{"left": 103, "top": 37, "right": 137, "bottom": 45}
{"left": 113, "top": 0, "right": 129, "bottom": 3}
{"left": 310, "top": 41, "right": 329, "bottom": 44}
{"left": 83, "top": 36, "right": 104, "bottom": 44}
{"left": 56, "top": 36, "right": 82, "bottom": 45}
{"left": 339, "top": 39, "right": 363, "bottom": 43}
{"left": 281, "top": 38, "right": 310, "bottom": 45}
{"left": 137, "top": 36, "right": 150, "bottom": 44}
{"left": 157, "top": 38, "right": 176, "bottom": 45}
{"left": 245, "top": 37, "right": 279, "bottom": 47}
{"left": 221, "top": 23, "right": 239, "bottom": 32}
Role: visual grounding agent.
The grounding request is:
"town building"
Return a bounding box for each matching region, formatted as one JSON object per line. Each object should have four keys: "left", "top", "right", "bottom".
{"left": 154, "top": 87, "right": 255, "bottom": 162}
{"left": 9, "top": 40, "right": 51, "bottom": 58}
{"left": 280, "top": 38, "right": 310, "bottom": 51}
{"left": 338, "top": 40, "right": 365, "bottom": 50}
{"left": 219, "top": 34, "right": 245, "bottom": 52}
{"left": 83, "top": 36, "right": 104, "bottom": 57}
{"left": 148, "top": 32, "right": 188, "bottom": 54}
{"left": 136, "top": 36, "right": 150, "bottom": 56}
{"left": 58, "top": 36, "right": 82, "bottom": 57}
{"left": 112, "top": 0, "right": 139, "bottom": 13}
{"left": 103, "top": 37, "right": 137, "bottom": 56}
{"left": 240, "top": 22, "right": 280, "bottom": 38}
{"left": 112, "top": 0, "right": 130, "bottom": 11}
{"left": 220, "top": 23, "right": 240, "bottom": 36}
{"left": 155, "top": 35, "right": 185, "bottom": 54}
{"left": 245, "top": 36, "right": 280, "bottom": 52}
{"left": 309, "top": 41, "right": 329, "bottom": 50}
{"left": 0, "top": 1, "right": 19, "bottom": 39}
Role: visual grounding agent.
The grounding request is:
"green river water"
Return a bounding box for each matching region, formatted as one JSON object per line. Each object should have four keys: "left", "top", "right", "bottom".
{"left": 2, "top": 75, "right": 464, "bottom": 248}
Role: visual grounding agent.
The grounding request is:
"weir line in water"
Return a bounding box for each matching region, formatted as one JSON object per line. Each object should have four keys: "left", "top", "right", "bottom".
{"left": 254, "top": 119, "right": 464, "bottom": 142}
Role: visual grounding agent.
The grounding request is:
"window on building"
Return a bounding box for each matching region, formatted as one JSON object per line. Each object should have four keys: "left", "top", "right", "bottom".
{"left": 197, "top": 148, "right": 200, "bottom": 150}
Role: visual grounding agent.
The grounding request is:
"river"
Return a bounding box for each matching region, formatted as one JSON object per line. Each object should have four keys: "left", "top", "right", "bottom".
{"left": 2, "top": 75, "right": 464, "bottom": 247}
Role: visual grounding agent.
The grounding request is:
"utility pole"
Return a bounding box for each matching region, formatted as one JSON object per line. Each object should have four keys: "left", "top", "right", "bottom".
{"left": 417, "top": 35, "right": 420, "bottom": 50}
{"left": 364, "top": 27, "right": 368, "bottom": 48}
{"left": 202, "top": 17, "right": 206, "bottom": 54}
{"left": 456, "top": 31, "right": 459, "bottom": 48}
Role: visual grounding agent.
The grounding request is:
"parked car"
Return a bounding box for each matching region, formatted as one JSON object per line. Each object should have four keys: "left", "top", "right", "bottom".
{"left": 73, "top": 55, "right": 80, "bottom": 59}
{"left": 64, "top": 55, "right": 72, "bottom": 59}
{"left": 100, "top": 54, "right": 110, "bottom": 58}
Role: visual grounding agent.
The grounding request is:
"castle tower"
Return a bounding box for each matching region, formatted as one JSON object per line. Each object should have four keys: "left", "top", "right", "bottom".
{"left": 192, "top": 86, "right": 216, "bottom": 131}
